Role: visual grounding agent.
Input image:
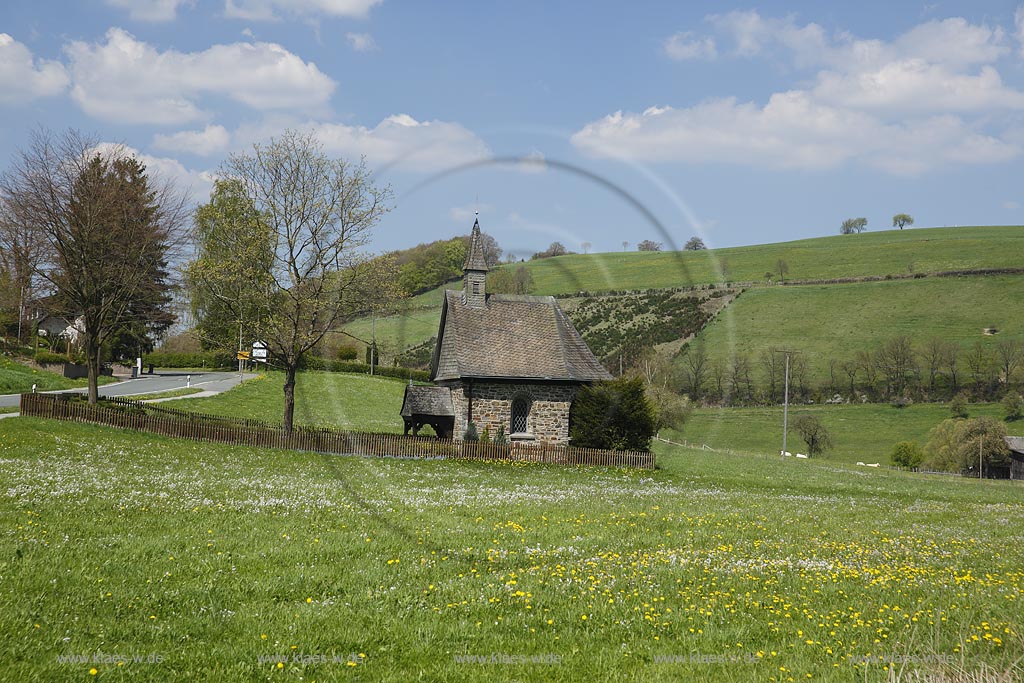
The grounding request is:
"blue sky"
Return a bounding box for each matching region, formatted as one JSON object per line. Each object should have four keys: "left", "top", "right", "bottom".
{"left": 3, "top": 1, "right": 1024, "bottom": 258}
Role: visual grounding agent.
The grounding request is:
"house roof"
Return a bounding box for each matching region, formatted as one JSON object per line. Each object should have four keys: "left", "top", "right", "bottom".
{"left": 430, "top": 290, "right": 612, "bottom": 383}
{"left": 1005, "top": 436, "right": 1024, "bottom": 455}
{"left": 401, "top": 385, "right": 455, "bottom": 417}
{"left": 462, "top": 218, "right": 489, "bottom": 272}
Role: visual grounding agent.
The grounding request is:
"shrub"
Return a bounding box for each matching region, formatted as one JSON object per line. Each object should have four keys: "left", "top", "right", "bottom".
{"left": 890, "top": 441, "right": 924, "bottom": 469}
{"left": 336, "top": 345, "right": 359, "bottom": 361}
{"left": 34, "top": 351, "right": 69, "bottom": 365}
{"left": 463, "top": 421, "right": 479, "bottom": 442}
{"left": 494, "top": 424, "right": 508, "bottom": 445}
{"left": 1003, "top": 392, "right": 1023, "bottom": 421}
{"left": 949, "top": 393, "right": 970, "bottom": 419}
{"left": 479, "top": 426, "right": 491, "bottom": 444}
{"left": 569, "top": 376, "right": 656, "bottom": 451}
{"left": 142, "top": 351, "right": 235, "bottom": 369}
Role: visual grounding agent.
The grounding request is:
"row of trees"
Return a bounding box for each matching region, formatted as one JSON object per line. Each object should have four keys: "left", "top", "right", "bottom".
{"left": 674, "top": 335, "right": 1024, "bottom": 407}
{"left": 839, "top": 214, "right": 914, "bottom": 234}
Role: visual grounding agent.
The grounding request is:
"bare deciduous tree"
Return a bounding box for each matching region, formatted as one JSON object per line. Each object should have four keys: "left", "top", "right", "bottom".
{"left": 210, "top": 130, "right": 395, "bottom": 432}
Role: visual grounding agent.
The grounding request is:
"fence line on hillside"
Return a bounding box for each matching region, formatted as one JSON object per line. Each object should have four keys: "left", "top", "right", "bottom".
{"left": 19, "top": 393, "right": 655, "bottom": 470}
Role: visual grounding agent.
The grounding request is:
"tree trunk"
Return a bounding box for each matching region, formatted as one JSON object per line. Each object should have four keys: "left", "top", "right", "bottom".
{"left": 283, "top": 364, "right": 297, "bottom": 433}
{"left": 86, "top": 336, "right": 100, "bottom": 405}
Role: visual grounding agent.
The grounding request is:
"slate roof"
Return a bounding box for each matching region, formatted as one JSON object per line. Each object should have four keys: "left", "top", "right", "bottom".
{"left": 401, "top": 385, "right": 454, "bottom": 417}
{"left": 462, "top": 218, "right": 489, "bottom": 272}
{"left": 430, "top": 290, "right": 612, "bottom": 382}
{"left": 1005, "top": 436, "right": 1024, "bottom": 454}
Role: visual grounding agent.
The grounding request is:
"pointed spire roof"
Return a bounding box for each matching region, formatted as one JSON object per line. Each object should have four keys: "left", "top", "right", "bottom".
{"left": 463, "top": 216, "right": 489, "bottom": 272}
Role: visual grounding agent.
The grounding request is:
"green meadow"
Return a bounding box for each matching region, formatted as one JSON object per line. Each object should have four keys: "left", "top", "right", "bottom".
{"left": 0, "top": 416, "right": 1020, "bottom": 682}
{"left": 671, "top": 401, "right": 1009, "bottom": 465}
{"left": 171, "top": 370, "right": 412, "bottom": 433}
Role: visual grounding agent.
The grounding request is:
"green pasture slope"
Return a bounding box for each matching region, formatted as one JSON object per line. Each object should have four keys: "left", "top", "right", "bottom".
{"left": 345, "top": 225, "right": 1024, "bottom": 357}
{"left": 671, "top": 401, "right": 1007, "bottom": 465}
{"left": 690, "top": 274, "right": 1024, "bottom": 384}
{"left": 0, "top": 416, "right": 1020, "bottom": 682}
{"left": 171, "top": 370, "right": 410, "bottom": 433}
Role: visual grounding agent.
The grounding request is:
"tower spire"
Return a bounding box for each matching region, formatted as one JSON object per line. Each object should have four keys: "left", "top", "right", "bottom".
{"left": 462, "top": 217, "right": 488, "bottom": 307}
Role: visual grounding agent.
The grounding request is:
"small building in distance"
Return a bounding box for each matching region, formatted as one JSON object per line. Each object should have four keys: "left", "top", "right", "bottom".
{"left": 400, "top": 384, "right": 455, "bottom": 438}
{"left": 424, "top": 218, "right": 611, "bottom": 444}
{"left": 1004, "top": 436, "right": 1024, "bottom": 480}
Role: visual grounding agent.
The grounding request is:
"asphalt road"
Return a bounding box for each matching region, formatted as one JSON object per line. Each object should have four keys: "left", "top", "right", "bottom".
{"left": 0, "top": 371, "right": 254, "bottom": 408}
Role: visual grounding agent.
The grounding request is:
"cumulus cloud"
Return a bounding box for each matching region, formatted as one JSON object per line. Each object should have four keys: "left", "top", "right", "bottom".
{"left": 345, "top": 32, "right": 377, "bottom": 52}
{"left": 64, "top": 28, "right": 336, "bottom": 125}
{"left": 0, "top": 34, "right": 69, "bottom": 104}
{"left": 224, "top": 0, "right": 381, "bottom": 21}
{"left": 663, "top": 32, "right": 716, "bottom": 61}
{"left": 105, "top": 0, "right": 193, "bottom": 22}
{"left": 582, "top": 12, "right": 1024, "bottom": 175}
{"left": 306, "top": 114, "right": 490, "bottom": 172}
{"left": 152, "top": 125, "right": 231, "bottom": 156}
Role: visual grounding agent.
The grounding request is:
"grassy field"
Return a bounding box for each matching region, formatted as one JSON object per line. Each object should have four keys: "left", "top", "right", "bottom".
{"left": 0, "top": 417, "right": 1020, "bottom": 681}
{"left": 689, "top": 275, "right": 1024, "bottom": 386}
{"left": 0, "top": 355, "right": 116, "bottom": 394}
{"left": 671, "top": 402, "right": 1009, "bottom": 465}
{"left": 172, "top": 370, "right": 411, "bottom": 432}
{"left": 342, "top": 226, "right": 1024, "bottom": 360}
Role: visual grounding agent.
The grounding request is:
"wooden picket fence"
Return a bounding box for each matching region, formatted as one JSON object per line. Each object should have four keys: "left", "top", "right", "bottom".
{"left": 19, "top": 393, "right": 655, "bottom": 470}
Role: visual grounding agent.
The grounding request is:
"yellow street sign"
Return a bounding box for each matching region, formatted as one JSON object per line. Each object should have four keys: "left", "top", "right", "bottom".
{"left": 236, "top": 351, "right": 250, "bottom": 360}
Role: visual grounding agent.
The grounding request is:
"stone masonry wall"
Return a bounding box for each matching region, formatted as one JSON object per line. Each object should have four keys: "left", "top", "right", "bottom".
{"left": 445, "top": 382, "right": 578, "bottom": 445}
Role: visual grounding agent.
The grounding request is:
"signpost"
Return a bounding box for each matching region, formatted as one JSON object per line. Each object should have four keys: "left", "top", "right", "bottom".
{"left": 252, "top": 341, "right": 268, "bottom": 363}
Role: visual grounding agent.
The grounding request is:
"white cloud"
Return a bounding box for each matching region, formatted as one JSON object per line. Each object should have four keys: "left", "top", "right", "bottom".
{"left": 0, "top": 34, "right": 69, "bottom": 104}
{"left": 152, "top": 125, "right": 231, "bottom": 156}
{"left": 1003, "top": 200, "right": 1020, "bottom": 209}
{"left": 345, "top": 32, "right": 377, "bottom": 52}
{"left": 64, "top": 28, "right": 336, "bottom": 125}
{"left": 571, "top": 96, "right": 1019, "bottom": 176}
{"left": 305, "top": 114, "right": 490, "bottom": 172}
{"left": 105, "top": 0, "right": 193, "bottom": 22}
{"left": 516, "top": 148, "right": 546, "bottom": 173}
{"left": 224, "top": 0, "right": 381, "bottom": 21}
{"left": 597, "top": 12, "right": 1024, "bottom": 175}
{"left": 1016, "top": 7, "right": 1024, "bottom": 57}
{"left": 663, "top": 32, "right": 716, "bottom": 61}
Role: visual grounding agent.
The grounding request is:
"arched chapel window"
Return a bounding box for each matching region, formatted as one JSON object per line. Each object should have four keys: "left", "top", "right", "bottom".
{"left": 511, "top": 397, "right": 530, "bottom": 434}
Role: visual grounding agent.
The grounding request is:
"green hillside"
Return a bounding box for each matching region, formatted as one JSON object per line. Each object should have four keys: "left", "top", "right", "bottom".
{"left": 690, "top": 275, "right": 1024, "bottom": 387}
{"left": 342, "top": 225, "right": 1024, "bottom": 361}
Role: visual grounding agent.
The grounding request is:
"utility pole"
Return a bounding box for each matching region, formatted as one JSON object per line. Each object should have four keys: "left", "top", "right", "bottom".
{"left": 238, "top": 320, "right": 243, "bottom": 383}
{"left": 777, "top": 349, "right": 798, "bottom": 458}
{"left": 370, "top": 309, "right": 375, "bottom": 376}
{"left": 979, "top": 437, "right": 984, "bottom": 480}
{"left": 17, "top": 285, "right": 24, "bottom": 345}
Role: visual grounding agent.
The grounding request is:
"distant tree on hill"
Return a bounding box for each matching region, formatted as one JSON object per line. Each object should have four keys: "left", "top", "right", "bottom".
{"left": 890, "top": 440, "right": 924, "bottom": 468}
{"left": 488, "top": 265, "right": 534, "bottom": 295}
{"left": 531, "top": 242, "right": 570, "bottom": 260}
{"left": 621, "top": 241, "right": 629, "bottom": 251}
{"left": 792, "top": 414, "right": 833, "bottom": 456}
{"left": 892, "top": 213, "right": 914, "bottom": 229}
{"left": 637, "top": 239, "right": 662, "bottom": 251}
{"left": 1003, "top": 392, "right": 1023, "bottom": 421}
{"left": 581, "top": 241, "right": 592, "bottom": 254}
{"left": 776, "top": 259, "right": 789, "bottom": 283}
{"left": 923, "top": 416, "right": 1009, "bottom": 474}
{"left": 684, "top": 236, "right": 706, "bottom": 250}
{"left": 840, "top": 217, "right": 868, "bottom": 234}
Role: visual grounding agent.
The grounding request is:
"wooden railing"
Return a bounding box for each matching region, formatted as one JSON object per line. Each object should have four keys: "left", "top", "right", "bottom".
{"left": 19, "top": 393, "right": 655, "bottom": 470}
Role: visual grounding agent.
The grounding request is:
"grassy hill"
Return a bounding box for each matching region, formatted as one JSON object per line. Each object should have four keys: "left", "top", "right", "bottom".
{"left": 1, "top": 416, "right": 1020, "bottom": 681}
{"left": 690, "top": 274, "right": 1024, "bottom": 387}
{"left": 341, "top": 225, "right": 1024, "bottom": 362}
